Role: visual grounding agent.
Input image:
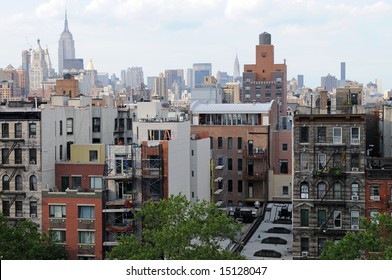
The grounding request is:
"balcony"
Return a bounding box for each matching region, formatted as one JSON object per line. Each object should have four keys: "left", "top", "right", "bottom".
{"left": 243, "top": 148, "right": 267, "bottom": 160}
{"left": 78, "top": 219, "right": 95, "bottom": 230}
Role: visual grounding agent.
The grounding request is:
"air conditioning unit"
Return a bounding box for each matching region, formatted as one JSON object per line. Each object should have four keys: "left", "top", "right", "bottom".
{"left": 30, "top": 214, "right": 36, "bottom": 218}
{"left": 301, "top": 251, "right": 309, "bottom": 257}
{"left": 351, "top": 225, "right": 359, "bottom": 230}
{"left": 351, "top": 167, "right": 359, "bottom": 172}
{"left": 351, "top": 195, "right": 359, "bottom": 201}
{"left": 351, "top": 139, "right": 360, "bottom": 144}
{"left": 371, "top": 195, "right": 380, "bottom": 201}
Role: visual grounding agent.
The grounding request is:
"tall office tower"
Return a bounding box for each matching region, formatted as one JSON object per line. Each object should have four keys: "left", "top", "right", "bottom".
{"left": 233, "top": 53, "right": 241, "bottom": 83}
{"left": 21, "top": 50, "right": 31, "bottom": 96}
{"left": 44, "top": 45, "right": 55, "bottom": 77}
{"left": 321, "top": 73, "right": 338, "bottom": 92}
{"left": 376, "top": 79, "right": 382, "bottom": 94}
{"left": 58, "top": 10, "right": 75, "bottom": 75}
{"left": 29, "top": 39, "right": 49, "bottom": 91}
{"left": 340, "top": 62, "right": 346, "bottom": 81}
{"left": 153, "top": 73, "right": 167, "bottom": 101}
{"left": 124, "top": 67, "right": 144, "bottom": 89}
{"left": 185, "top": 68, "right": 193, "bottom": 88}
{"left": 243, "top": 32, "right": 287, "bottom": 115}
{"left": 78, "top": 59, "right": 97, "bottom": 96}
{"left": 297, "top": 75, "right": 304, "bottom": 89}
{"left": 146, "top": 76, "right": 157, "bottom": 93}
{"left": 192, "top": 63, "right": 212, "bottom": 88}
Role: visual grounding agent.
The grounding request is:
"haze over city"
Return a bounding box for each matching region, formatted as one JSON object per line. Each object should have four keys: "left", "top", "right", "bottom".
{"left": 1, "top": 0, "right": 392, "bottom": 89}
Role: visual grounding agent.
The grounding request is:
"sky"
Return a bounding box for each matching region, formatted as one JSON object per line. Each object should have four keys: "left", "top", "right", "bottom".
{"left": 1, "top": 0, "right": 392, "bottom": 90}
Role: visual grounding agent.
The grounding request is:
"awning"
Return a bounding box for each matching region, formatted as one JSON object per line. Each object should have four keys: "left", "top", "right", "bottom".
{"left": 215, "top": 200, "right": 223, "bottom": 207}
{"left": 215, "top": 165, "right": 224, "bottom": 170}
{"left": 214, "top": 177, "right": 223, "bottom": 182}
{"left": 214, "top": 189, "right": 223, "bottom": 195}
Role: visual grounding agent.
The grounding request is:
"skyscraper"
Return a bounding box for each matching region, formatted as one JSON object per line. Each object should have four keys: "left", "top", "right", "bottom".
{"left": 340, "top": 62, "right": 346, "bottom": 81}
{"left": 58, "top": 10, "right": 75, "bottom": 75}
{"left": 233, "top": 53, "right": 241, "bottom": 83}
{"left": 243, "top": 32, "right": 287, "bottom": 115}
{"left": 29, "top": 39, "right": 49, "bottom": 91}
{"left": 192, "top": 63, "right": 212, "bottom": 88}
{"left": 297, "top": 75, "right": 304, "bottom": 89}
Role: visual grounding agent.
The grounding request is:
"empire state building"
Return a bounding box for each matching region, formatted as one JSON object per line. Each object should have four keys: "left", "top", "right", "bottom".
{"left": 58, "top": 10, "right": 75, "bottom": 75}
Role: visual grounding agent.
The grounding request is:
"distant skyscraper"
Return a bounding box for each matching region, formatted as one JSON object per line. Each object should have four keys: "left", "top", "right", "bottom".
{"left": 233, "top": 54, "right": 241, "bottom": 82}
{"left": 154, "top": 73, "right": 167, "bottom": 101}
{"left": 58, "top": 9, "right": 75, "bottom": 75}
{"left": 29, "top": 39, "right": 49, "bottom": 91}
{"left": 340, "top": 62, "right": 346, "bottom": 81}
{"left": 321, "top": 73, "right": 337, "bottom": 91}
{"left": 297, "top": 75, "right": 304, "bottom": 89}
{"left": 123, "top": 67, "right": 144, "bottom": 89}
{"left": 185, "top": 68, "right": 193, "bottom": 88}
{"left": 376, "top": 79, "right": 382, "bottom": 94}
{"left": 193, "top": 63, "right": 212, "bottom": 88}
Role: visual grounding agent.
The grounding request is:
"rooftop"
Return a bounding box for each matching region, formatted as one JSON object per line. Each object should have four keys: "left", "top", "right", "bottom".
{"left": 191, "top": 101, "right": 274, "bottom": 114}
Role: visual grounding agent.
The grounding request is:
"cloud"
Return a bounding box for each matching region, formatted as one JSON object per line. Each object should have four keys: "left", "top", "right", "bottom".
{"left": 35, "top": 0, "right": 66, "bottom": 19}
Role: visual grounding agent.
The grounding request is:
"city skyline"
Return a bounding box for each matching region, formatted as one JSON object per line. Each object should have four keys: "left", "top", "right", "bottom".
{"left": 1, "top": 0, "right": 392, "bottom": 90}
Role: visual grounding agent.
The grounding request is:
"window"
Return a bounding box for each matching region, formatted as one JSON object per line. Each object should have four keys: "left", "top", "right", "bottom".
{"left": 90, "top": 177, "right": 103, "bottom": 189}
{"left": 192, "top": 171, "right": 194, "bottom": 177}
{"left": 15, "top": 175, "right": 23, "bottom": 191}
{"left": 301, "top": 238, "right": 309, "bottom": 253}
{"left": 210, "top": 137, "right": 213, "bottom": 149}
{"left": 119, "top": 118, "right": 125, "bottom": 131}
{"left": 351, "top": 127, "right": 360, "bottom": 144}
{"left": 238, "top": 180, "right": 243, "bottom": 193}
{"left": 280, "top": 160, "right": 288, "bottom": 174}
{"left": 228, "top": 158, "right": 233, "bottom": 170}
{"left": 127, "top": 118, "right": 132, "bottom": 130}
{"left": 300, "top": 183, "right": 309, "bottom": 199}
{"left": 78, "top": 206, "right": 95, "bottom": 219}
{"left": 89, "top": 150, "right": 98, "bottom": 162}
{"left": 29, "top": 123, "right": 37, "bottom": 138}
{"left": 30, "top": 201, "right": 37, "bottom": 217}
{"left": 14, "top": 123, "right": 22, "bottom": 138}
{"left": 227, "top": 137, "right": 233, "bottom": 149}
{"left": 333, "top": 153, "right": 341, "bottom": 167}
{"left": 78, "top": 231, "right": 95, "bottom": 244}
{"left": 333, "top": 210, "right": 342, "bottom": 228}
{"left": 2, "top": 200, "right": 10, "bottom": 216}
{"left": 318, "top": 210, "right": 327, "bottom": 227}
{"left": 317, "top": 127, "right": 326, "bottom": 143}
{"left": 237, "top": 158, "right": 242, "bottom": 171}
{"left": 15, "top": 201, "right": 23, "bottom": 217}
{"left": 300, "top": 209, "right": 309, "bottom": 226}
{"left": 333, "top": 127, "right": 342, "bottom": 144}
{"left": 92, "top": 118, "right": 101, "bottom": 132}
{"left": 49, "top": 205, "right": 66, "bottom": 218}
{"left": 228, "top": 180, "right": 233, "bottom": 192}
{"left": 2, "top": 148, "right": 9, "bottom": 164}
{"left": 351, "top": 183, "right": 359, "bottom": 197}
{"left": 318, "top": 238, "right": 327, "bottom": 256}
{"left": 351, "top": 211, "right": 360, "bottom": 228}
{"left": 14, "top": 148, "right": 22, "bottom": 164}
{"left": 2, "top": 175, "right": 10, "bottom": 191}
{"left": 61, "top": 176, "right": 69, "bottom": 191}
{"left": 317, "top": 182, "right": 326, "bottom": 199}
{"left": 237, "top": 137, "right": 242, "bottom": 149}
{"left": 59, "top": 120, "right": 63, "bottom": 135}
{"left": 351, "top": 153, "right": 359, "bottom": 169}
{"left": 300, "top": 153, "right": 309, "bottom": 171}
{"left": 29, "top": 148, "right": 37, "bottom": 164}
{"left": 282, "top": 143, "right": 288, "bottom": 151}
{"left": 29, "top": 175, "right": 37, "bottom": 191}
{"left": 51, "top": 230, "right": 66, "bottom": 243}
{"left": 59, "top": 145, "right": 63, "bottom": 160}
{"left": 248, "top": 182, "right": 253, "bottom": 198}
{"left": 72, "top": 176, "right": 82, "bottom": 189}
{"left": 333, "top": 182, "right": 342, "bottom": 199}
{"left": 370, "top": 186, "right": 380, "bottom": 200}
{"left": 283, "top": 186, "right": 289, "bottom": 195}
{"left": 318, "top": 153, "right": 326, "bottom": 170}
{"left": 148, "top": 129, "right": 172, "bottom": 140}
{"left": 66, "top": 118, "right": 73, "bottom": 135}
{"left": 218, "top": 137, "right": 223, "bottom": 149}
{"left": 2, "top": 123, "right": 9, "bottom": 138}
{"left": 300, "top": 127, "right": 309, "bottom": 143}
{"left": 66, "top": 141, "right": 73, "bottom": 160}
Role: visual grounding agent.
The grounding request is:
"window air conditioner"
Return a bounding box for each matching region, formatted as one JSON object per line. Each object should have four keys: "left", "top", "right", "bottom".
{"left": 351, "top": 195, "right": 359, "bottom": 201}
{"left": 301, "top": 251, "right": 309, "bottom": 257}
{"left": 351, "top": 225, "right": 359, "bottom": 230}
{"left": 351, "top": 167, "right": 359, "bottom": 172}
{"left": 371, "top": 195, "right": 380, "bottom": 201}
{"left": 30, "top": 214, "right": 36, "bottom": 218}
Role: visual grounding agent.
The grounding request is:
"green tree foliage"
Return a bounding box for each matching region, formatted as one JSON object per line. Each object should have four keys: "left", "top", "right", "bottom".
{"left": 0, "top": 214, "right": 67, "bottom": 260}
{"left": 108, "top": 195, "right": 244, "bottom": 260}
{"left": 321, "top": 213, "right": 392, "bottom": 260}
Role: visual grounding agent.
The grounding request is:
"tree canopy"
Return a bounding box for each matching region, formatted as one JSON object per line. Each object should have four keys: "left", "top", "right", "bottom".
{"left": 0, "top": 214, "right": 67, "bottom": 260}
{"left": 107, "top": 194, "right": 244, "bottom": 260}
{"left": 321, "top": 213, "right": 392, "bottom": 260}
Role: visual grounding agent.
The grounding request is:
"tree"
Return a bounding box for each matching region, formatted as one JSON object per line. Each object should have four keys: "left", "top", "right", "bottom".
{"left": 107, "top": 194, "right": 244, "bottom": 260}
{"left": 0, "top": 214, "right": 67, "bottom": 260}
{"left": 321, "top": 213, "right": 392, "bottom": 260}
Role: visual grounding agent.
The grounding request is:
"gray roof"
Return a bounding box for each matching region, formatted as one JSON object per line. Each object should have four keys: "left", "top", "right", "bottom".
{"left": 191, "top": 101, "right": 274, "bottom": 114}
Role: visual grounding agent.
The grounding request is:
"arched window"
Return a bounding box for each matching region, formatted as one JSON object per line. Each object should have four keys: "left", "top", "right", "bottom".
{"left": 30, "top": 175, "right": 37, "bottom": 191}
{"left": 2, "top": 175, "right": 10, "bottom": 191}
{"left": 300, "top": 182, "right": 309, "bottom": 199}
{"left": 15, "top": 175, "right": 23, "bottom": 191}
{"left": 317, "top": 182, "right": 326, "bottom": 199}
